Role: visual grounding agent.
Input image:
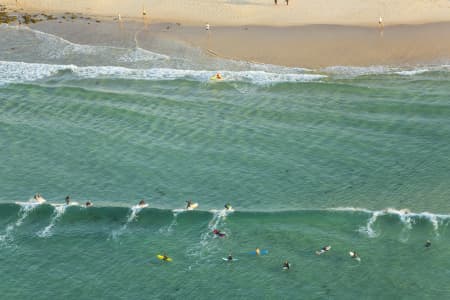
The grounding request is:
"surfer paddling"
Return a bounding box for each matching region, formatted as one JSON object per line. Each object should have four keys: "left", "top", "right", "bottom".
{"left": 213, "top": 229, "right": 226, "bottom": 237}
{"left": 316, "top": 245, "right": 331, "bottom": 255}
{"left": 282, "top": 260, "right": 290, "bottom": 270}
{"left": 349, "top": 251, "right": 360, "bottom": 261}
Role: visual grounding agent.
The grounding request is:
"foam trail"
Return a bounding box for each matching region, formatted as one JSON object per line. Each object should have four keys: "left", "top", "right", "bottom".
{"left": 334, "top": 207, "right": 449, "bottom": 238}
{"left": 166, "top": 210, "right": 183, "bottom": 233}
{"left": 111, "top": 205, "right": 146, "bottom": 239}
{"left": 359, "top": 210, "right": 384, "bottom": 238}
{"left": 0, "top": 199, "right": 44, "bottom": 245}
{"left": 37, "top": 205, "right": 67, "bottom": 238}
{"left": 186, "top": 209, "right": 234, "bottom": 258}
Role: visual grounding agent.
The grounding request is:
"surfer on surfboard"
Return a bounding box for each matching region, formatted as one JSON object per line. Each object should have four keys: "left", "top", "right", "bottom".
{"left": 349, "top": 251, "right": 360, "bottom": 261}
{"left": 316, "top": 245, "right": 331, "bottom": 255}
{"left": 282, "top": 260, "right": 290, "bottom": 270}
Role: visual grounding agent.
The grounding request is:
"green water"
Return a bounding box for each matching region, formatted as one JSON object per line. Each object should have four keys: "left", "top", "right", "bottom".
{"left": 1, "top": 24, "right": 450, "bottom": 299}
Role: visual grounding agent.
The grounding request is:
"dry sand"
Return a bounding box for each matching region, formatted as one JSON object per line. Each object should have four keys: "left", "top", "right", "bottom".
{"left": 5, "top": 0, "right": 450, "bottom": 26}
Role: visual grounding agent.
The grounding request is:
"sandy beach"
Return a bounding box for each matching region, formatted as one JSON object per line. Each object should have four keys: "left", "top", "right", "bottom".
{"left": 2, "top": 0, "right": 450, "bottom": 67}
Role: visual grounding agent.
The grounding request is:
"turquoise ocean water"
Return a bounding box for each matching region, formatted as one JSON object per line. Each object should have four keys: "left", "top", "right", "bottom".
{"left": 1, "top": 24, "right": 450, "bottom": 299}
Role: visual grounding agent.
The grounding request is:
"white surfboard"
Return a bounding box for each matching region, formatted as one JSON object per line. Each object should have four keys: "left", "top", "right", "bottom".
{"left": 349, "top": 251, "right": 361, "bottom": 261}
{"left": 222, "top": 257, "right": 238, "bottom": 261}
{"left": 187, "top": 203, "right": 199, "bottom": 210}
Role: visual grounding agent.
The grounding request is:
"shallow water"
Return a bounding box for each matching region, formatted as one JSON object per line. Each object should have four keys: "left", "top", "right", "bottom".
{"left": 1, "top": 24, "right": 450, "bottom": 299}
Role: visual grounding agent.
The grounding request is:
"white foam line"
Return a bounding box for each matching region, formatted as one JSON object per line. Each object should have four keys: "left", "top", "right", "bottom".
{"left": 0, "top": 60, "right": 325, "bottom": 85}
{"left": 110, "top": 205, "right": 145, "bottom": 239}
{"left": 0, "top": 199, "right": 45, "bottom": 244}
{"left": 37, "top": 205, "right": 66, "bottom": 238}
{"left": 331, "top": 207, "right": 449, "bottom": 238}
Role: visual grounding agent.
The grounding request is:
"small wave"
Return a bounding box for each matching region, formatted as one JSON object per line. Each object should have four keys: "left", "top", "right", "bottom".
{"left": 37, "top": 204, "right": 67, "bottom": 238}
{"left": 0, "top": 61, "right": 325, "bottom": 85}
{"left": 321, "top": 64, "right": 450, "bottom": 77}
{"left": 110, "top": 204, "right": 147, "bottom": 239}
{"left": 0, "top": 199, "right": 46, "bottom": 245}
{"left": 332, "top": 207, "right": 450, "bottom": 238}
{"left": 3, "top": 25, "right": 168, "bottom": 62}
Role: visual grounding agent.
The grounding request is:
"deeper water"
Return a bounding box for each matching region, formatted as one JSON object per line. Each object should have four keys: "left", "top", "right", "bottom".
{"left": 1, "top": 24, "right": 450, "bottom": 299}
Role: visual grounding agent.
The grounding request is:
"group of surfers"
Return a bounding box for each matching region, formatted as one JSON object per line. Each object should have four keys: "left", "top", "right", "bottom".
{"left": 32, "top": 194, "right": 433, "bottom": 268}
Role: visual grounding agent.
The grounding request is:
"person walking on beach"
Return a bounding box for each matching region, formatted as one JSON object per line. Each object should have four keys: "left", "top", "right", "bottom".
{"left": 285, "top": 0, "right": 289, "bottom": 5}
{"left": 274, "top": 0, "right": 277, "bottom": 5}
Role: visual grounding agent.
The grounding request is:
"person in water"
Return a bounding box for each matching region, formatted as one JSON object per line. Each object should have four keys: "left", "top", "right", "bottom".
{"left": 224, "top": 203, "right": 232, "bottom": 210}
{"left": 425, "top": 240, "right": 431, "bottom": 248}
{"left": 316, "top": 245, "right": 331, "bottom": 255}
{"left": 255, "top": 247, "right": 261, "bottom": 256}
{"left": 162, "top": 253, "right": 169, "bottom": 261}
{"left": 350, "top": 251, "right": 359, "bottom": 259}
{"left": 227, "top": 254, "right": 233, "bottom": 261}
{"left": 213, "top": 229, "right": 225, "bottom": 237}
{"left": 85, "top": 201, "right": 93, "bottom": 207}
{"left": 215, "top": 73, "right": 222, "bottom": 80}
{"left": 283, "top": 261, "right": 290, "bottom": 269}
{"left": 65, "top": 195, "right": 71, "bottom": 205}
{"left": 138, "top": 199, "right": 146, "bottom": 206}
{"left": 186, "top": 200, "right": 193, "bottom": 209}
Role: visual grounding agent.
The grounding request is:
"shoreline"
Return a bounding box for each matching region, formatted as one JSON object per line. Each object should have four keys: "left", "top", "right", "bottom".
{"left": 2, "top": 3, "right": 450, "bottom": 68}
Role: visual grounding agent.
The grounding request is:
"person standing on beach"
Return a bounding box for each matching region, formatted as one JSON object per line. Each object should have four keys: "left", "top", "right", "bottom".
{"left": 285, "top": 0, "right": 289, "bottom": 5}
{"left": 274, "top": 0, "right": 277, "bottom": 5}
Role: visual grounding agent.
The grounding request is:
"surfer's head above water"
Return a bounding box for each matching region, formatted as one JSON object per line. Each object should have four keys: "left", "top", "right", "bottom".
{"left": 138, "top": 199, "right": 145, "bottom": 206}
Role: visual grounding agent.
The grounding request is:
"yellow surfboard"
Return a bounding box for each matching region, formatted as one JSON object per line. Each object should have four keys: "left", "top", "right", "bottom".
{"left": 157, "top": 254, "right": 172, "bottom": 262}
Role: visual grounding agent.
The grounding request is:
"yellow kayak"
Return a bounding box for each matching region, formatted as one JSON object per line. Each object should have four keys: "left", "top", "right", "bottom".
{"left": 157, "top": 254, "right": 172, "bottom": 262}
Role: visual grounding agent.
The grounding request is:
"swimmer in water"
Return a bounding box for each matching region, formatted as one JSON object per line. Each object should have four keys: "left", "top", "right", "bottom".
{"left": 255, "top": 247, "right": 261, "bottom": 256}
{"left": 138, "top": 199, "right": 146, "bottom": 206}
{"left": 213, "top": 229, "right": 226, "bottom": 237}
{"left": 283, "top": 260, "right": 290, "bottom": 270}
{"left": 85, "top": 201, "right": 93, "bottom": 207}
{"left": 316, "top": 245, "right": 331, "bottom": 255}
{"left": 224, "top": 203, "right": 232, "bottom": 210}
{"left": 349, "top": 251, "right": 360, "bottom": 261}
{"left": 65, "top": 195, "right": 71, "bottom": 205}
{"left": 425, "top": 240, "right": 431, "bottom": 248}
